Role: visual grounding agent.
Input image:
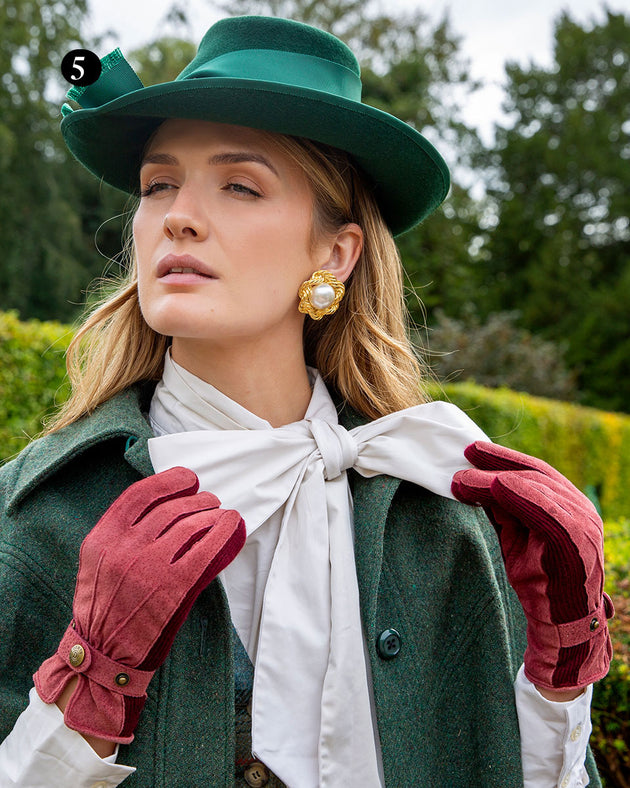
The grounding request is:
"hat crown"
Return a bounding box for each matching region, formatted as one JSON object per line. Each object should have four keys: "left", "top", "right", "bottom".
{"left": 179, "top": 16, "right": 360, "bottom": 81}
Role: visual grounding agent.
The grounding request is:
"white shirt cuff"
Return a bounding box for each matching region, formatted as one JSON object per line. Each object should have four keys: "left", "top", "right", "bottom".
{"left": 515, "top": 664, "right": 592, "bottom": 788}
{"left": 0, "top": 687, "right": 135, "bottom": 787}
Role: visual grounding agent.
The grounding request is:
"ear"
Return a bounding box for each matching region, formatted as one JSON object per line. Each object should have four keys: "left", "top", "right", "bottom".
{"left": 318, "top": 223, "right": 363, "bottom": 283}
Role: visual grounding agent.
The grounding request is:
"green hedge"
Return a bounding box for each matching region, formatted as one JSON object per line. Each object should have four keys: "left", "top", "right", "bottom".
{"left": 434, "top": 382, "right": 630, "bottom": 521}
{"left": 0, "top": 311, "right": 72, "bottom": 462}
{"left": 593, "top": 518, "right": 630, "bottom": 788}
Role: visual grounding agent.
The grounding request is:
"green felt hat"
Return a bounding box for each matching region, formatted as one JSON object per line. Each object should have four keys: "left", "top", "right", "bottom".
{"left": 61, "top": 15, "right": 450, "bottom": 235}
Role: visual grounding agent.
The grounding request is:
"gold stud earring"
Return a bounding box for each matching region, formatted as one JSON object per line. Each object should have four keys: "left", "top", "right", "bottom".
{"left": 298, "top": 270, "right": 345, "bottom": 320}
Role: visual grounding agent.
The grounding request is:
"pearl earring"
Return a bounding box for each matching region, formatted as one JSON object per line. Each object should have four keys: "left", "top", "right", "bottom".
{"left": 298, "top": 270, "right": 345, "bottom": 320}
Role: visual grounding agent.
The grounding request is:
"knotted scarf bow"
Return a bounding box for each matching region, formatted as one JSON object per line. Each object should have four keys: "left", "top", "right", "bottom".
{"left": 148, "top": 353, "right": 487, "bottom": 788}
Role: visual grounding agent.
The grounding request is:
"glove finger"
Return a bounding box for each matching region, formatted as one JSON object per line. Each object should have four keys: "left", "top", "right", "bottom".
{"left": 98, "top": 467, "right": 200, "bottom": 531}
{"left": 464, "top": 441, "right": 567, "bottom": 484}
{"left": 490, "top": 472, "right": 603, "bottom": 544}
{"left": 79, "top": 491, "right": 223, "bottom": 585}
{"left": 170, "top": 508, "right": 246, "bottom": 571}
{"left": 139, "top": 510, "right": 246, "bottom": 670}
{"left": 452, "top": 469, "right": 527, "bottom": 546}
{"left": 135, "top": 491, "right": 222, "bottom": 539}
{"left": 452, "top": 467, "right": 501, "bottom": 507}
{"left": 135, "top": 501, "right": 239, "bottom": 565}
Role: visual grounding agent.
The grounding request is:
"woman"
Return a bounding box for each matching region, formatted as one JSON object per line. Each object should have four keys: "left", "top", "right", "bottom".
{"left": 0, "top": 15, "right": 612, "bottom": 788}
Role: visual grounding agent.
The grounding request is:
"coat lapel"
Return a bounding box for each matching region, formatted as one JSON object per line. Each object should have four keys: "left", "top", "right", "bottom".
{"left": 336, "top": 398, "right": 402, "bottom": 637}
{"left": 349, "top": 470, "right": 401, "bottom": 638}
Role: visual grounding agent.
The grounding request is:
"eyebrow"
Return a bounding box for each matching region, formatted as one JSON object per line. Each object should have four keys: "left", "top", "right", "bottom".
{"left": 211, "top": 152, "right": 278, "bottom": 176}
{"left": 140, "top": 151, "right": 279, "bottom": 176}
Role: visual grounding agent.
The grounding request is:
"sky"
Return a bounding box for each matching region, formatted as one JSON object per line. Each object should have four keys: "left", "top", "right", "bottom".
{"left": 84, "top": 0, "right": 630, "bottom": 143}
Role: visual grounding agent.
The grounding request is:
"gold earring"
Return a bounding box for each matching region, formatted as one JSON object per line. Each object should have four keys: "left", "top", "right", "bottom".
{"left": 298, "top": 270, "right": 345, "bottom": 320}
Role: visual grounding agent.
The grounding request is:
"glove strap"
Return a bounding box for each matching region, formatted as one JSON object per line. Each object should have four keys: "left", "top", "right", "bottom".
{"left": 525, "top": 593, "right": 614, "bottom": 649}
{"left": 556, "top": 593, "right": 615, "bottom": 647}
{"left": 57, "top": 625, "right": 154, "bottom": 698}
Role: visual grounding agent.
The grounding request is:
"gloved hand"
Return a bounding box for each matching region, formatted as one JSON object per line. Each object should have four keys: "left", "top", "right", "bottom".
{"left": 34, "top": 467, "right": 246, "bottom": 742}
{"left": 452, "top": 441, "right": 613, "bottom": 691}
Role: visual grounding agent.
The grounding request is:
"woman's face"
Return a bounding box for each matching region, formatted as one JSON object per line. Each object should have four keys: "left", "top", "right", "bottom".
{"left": 133, "top": 119, "right": 334, "bottom": 349}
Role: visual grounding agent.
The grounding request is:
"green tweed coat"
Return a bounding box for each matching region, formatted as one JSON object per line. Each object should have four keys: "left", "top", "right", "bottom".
{"left": 0, "top": 385, "right": 601, "bottom": 787}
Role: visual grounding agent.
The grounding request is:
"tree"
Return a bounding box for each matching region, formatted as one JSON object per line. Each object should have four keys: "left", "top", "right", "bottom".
{"left": 128, "top": 38, "right": 197, "bottom": 86}
{"left": 422, "top": 308, "right": 578, "bottom": 401}
{"left": 0, "top": 0, "right": 101, "bottom": 320}
{"left": 479, "top": 9, "right": 630, "bottom": 410}
{"left": 0, "top": 2, "right": 201, "bottom": 322}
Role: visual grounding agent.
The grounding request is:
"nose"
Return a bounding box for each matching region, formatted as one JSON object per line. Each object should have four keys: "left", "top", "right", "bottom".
{"left": 163, "top": 186, "right": 208, "bottom": 241}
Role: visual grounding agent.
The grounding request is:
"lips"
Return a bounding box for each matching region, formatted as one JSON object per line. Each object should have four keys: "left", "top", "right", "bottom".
{"left": 157, "top": 254, "right": 218, "bottom": 279}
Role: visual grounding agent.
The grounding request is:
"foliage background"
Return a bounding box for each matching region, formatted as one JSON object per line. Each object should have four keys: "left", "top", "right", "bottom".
{"left": 1, "top": 0, "right": 629, "bottom": 783}
{"left": 0, "top": 311, "right": 71, "bottom": 462}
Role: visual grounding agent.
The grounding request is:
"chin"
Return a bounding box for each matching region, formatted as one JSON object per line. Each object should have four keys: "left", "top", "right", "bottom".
{"left": 141, "top": 300, "right": 220, "bottom": 338}
{"left": 142, "top": 298, "right": 300, "bottom": 346}
{"left": 151, "top": 321, "right": 220, "bottom": 341}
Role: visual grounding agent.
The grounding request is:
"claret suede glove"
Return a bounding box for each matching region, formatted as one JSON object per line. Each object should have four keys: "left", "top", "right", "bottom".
{"left": 34, "top": 467, "right": 246, "bottom": 743}
{"left": 452, "top": 441, "right": 613, "bottom": 691}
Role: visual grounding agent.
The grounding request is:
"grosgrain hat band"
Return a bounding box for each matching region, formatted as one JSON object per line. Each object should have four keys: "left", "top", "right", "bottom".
{"left": 184, "top": 50, "right": 363, "bottom": 100}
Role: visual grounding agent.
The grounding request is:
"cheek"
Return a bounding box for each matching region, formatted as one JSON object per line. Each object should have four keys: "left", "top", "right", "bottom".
{"left": 132, "top": 217, "right": 145, "bottom": 267}
{"left": 248, "top": 207, "right": 314, "bottom": 273}
{"left": 132, "top": 210, "right": 150, "bottom": 255}
{"left": 132, "top": 213, "right": 157, "bottom": 282}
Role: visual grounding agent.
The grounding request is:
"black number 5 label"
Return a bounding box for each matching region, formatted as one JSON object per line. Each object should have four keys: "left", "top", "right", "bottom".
{"left": 61, "top": 49, "right": 102, "bottom": 88}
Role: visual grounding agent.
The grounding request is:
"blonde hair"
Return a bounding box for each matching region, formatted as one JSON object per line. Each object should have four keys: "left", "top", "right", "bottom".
{"left": 46, "top": 132, "right": 429, "bottom": 433}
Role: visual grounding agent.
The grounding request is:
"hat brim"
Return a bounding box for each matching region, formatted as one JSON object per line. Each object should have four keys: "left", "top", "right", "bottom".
{"left": 61, "top": 77, "right": 450, "bottom": 236}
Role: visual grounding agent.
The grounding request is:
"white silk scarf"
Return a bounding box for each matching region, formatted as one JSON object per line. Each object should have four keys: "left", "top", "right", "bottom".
{"left": 147, "top": 352, "right": 488, "bottom": 788}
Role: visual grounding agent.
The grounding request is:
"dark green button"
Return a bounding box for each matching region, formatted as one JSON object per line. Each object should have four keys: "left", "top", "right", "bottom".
{"left": 377, "top": 628, "right": 401, "bottom": 659}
